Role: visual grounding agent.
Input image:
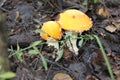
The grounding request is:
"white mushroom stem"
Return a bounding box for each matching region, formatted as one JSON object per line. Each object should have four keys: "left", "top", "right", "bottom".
{"left": 70, "top": 33, "right": 79, "bottom": 55}
{"left": 66, "top": 32, "right": 79, "bottom": 55}
{"left": 47, "top": 37, "right": 59, "bottom": 51}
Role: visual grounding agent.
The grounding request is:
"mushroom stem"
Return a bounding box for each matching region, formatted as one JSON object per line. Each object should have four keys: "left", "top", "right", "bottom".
{"left": 66, "top": 32, "right": 79, "bottom": 55}
{"left": 47, "top": 38, "right": 59, "bottom": 51}
{"left": 70, "top": 33, "right": 79, "bottom": 55}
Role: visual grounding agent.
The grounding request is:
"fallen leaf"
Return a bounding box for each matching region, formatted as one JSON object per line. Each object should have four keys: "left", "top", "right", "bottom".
{"left": 112, "top": 19, "right": 120, "bottom": 30}
{"left": 113, "top": 69, "right": 120, "bottom": 80}
{"left": 105, "top": 25, "right": 117, "bottom": 33}
{"left": 96, "top": 4, "right": 110, "bottom": 18}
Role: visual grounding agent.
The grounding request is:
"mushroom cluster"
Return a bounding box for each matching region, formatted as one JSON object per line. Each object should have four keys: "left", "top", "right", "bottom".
{"left": 40, "top": 9, "right": 92, "bottom": 55}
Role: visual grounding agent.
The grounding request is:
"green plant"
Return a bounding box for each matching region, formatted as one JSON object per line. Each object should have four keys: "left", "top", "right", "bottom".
{"left": 0, "top": 71, "right": 16, "bottom": 79}
{"left": 55, "top": 48, "right": 64, "bottom": 62}
{"left": 9, "top": 41, "right": 48, "bottom": 70}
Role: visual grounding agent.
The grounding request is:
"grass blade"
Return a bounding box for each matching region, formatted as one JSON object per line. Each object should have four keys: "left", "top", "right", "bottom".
{"left": 39, "top": 53, "right": 48, "bottom": 71}
{"left": 93, "top": 35, "right": 114, "bottom": 80}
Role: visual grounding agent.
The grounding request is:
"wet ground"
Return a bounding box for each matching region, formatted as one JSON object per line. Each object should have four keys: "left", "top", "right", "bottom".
{"left": 1, "top": 0, "right": 120, "bottom": 80}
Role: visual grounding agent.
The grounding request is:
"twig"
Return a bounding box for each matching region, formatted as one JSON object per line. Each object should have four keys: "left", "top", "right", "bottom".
{"left": 46, "top": 59, "right": 72, "bottom": 73}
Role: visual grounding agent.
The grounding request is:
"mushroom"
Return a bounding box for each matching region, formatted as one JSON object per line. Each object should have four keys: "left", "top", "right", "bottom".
{"left": 40, "top": 21, "right": 62, "bottom": 50}
{"left": 57, "top": 9, "right": 92, "bottom": 55}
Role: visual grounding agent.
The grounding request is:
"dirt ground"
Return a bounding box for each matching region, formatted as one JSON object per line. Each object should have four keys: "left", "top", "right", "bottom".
{"left": 1, "top": 0, "right": 120, "bottom": 80}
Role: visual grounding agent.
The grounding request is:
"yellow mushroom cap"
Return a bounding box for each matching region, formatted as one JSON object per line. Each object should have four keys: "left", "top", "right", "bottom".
{"left": 40, "top": 21, "right": 62, "bottom": 40}
{"left": 57, "top": 9, "right": 93, "bottom": 32}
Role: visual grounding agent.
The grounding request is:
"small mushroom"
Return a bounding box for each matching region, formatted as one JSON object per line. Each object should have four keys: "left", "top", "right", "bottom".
{"left": 57, "top": 9, "right": 92, "bottom": 55}
{"left": 40, "top": 21, "right": 62, "bottom": 50}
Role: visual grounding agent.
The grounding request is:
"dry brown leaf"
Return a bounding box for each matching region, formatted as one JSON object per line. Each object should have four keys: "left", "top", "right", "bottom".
{"left": 113, "top": 69, "right": 120, "bottom": 80}
{"left": 105, "top": 25, "right": 117, "bottom": 33}
{"left": 96, "top": 4, "right": 110, "bottom": 18}
{"left": 112, "top": 20, "right": 120, "bottom": 30}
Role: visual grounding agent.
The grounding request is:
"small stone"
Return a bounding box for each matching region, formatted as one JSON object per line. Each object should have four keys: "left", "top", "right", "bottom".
{"left": 53, "top": 72, "right": 73, "bottom": 80}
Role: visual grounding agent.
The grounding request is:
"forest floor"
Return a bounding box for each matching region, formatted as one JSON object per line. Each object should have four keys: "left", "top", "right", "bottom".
{"left": 1, "top": 0, "right": 120, "bottom": 80}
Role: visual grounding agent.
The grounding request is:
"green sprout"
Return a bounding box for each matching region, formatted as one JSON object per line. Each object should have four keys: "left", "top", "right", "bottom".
{"left": 9, "top": 40, "right": 48, "bottom": 70}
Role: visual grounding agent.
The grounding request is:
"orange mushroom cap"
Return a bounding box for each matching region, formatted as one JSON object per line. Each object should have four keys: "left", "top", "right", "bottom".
{"left": 57, "top": 9, "right": 93, "bottom": 32}
{"left": 40, "top": 21, "right": 62, "bottom": 40}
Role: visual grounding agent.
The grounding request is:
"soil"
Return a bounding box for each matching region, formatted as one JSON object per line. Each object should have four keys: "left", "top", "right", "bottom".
{"left": 0, "top": 0, "right": 120, "bottom": 80}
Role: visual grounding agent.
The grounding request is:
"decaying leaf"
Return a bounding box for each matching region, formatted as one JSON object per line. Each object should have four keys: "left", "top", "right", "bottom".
{"left": 112, "top": 19, "right": 120, "bottom": 30}
{"left": 96, "top": 4, "right": 110, "bottom": 18}
{"left": 105, "top": 25, "right": 117, "bottom": 33}
{"left": 113, "top": 69, "right": 120, "bottom": 80}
